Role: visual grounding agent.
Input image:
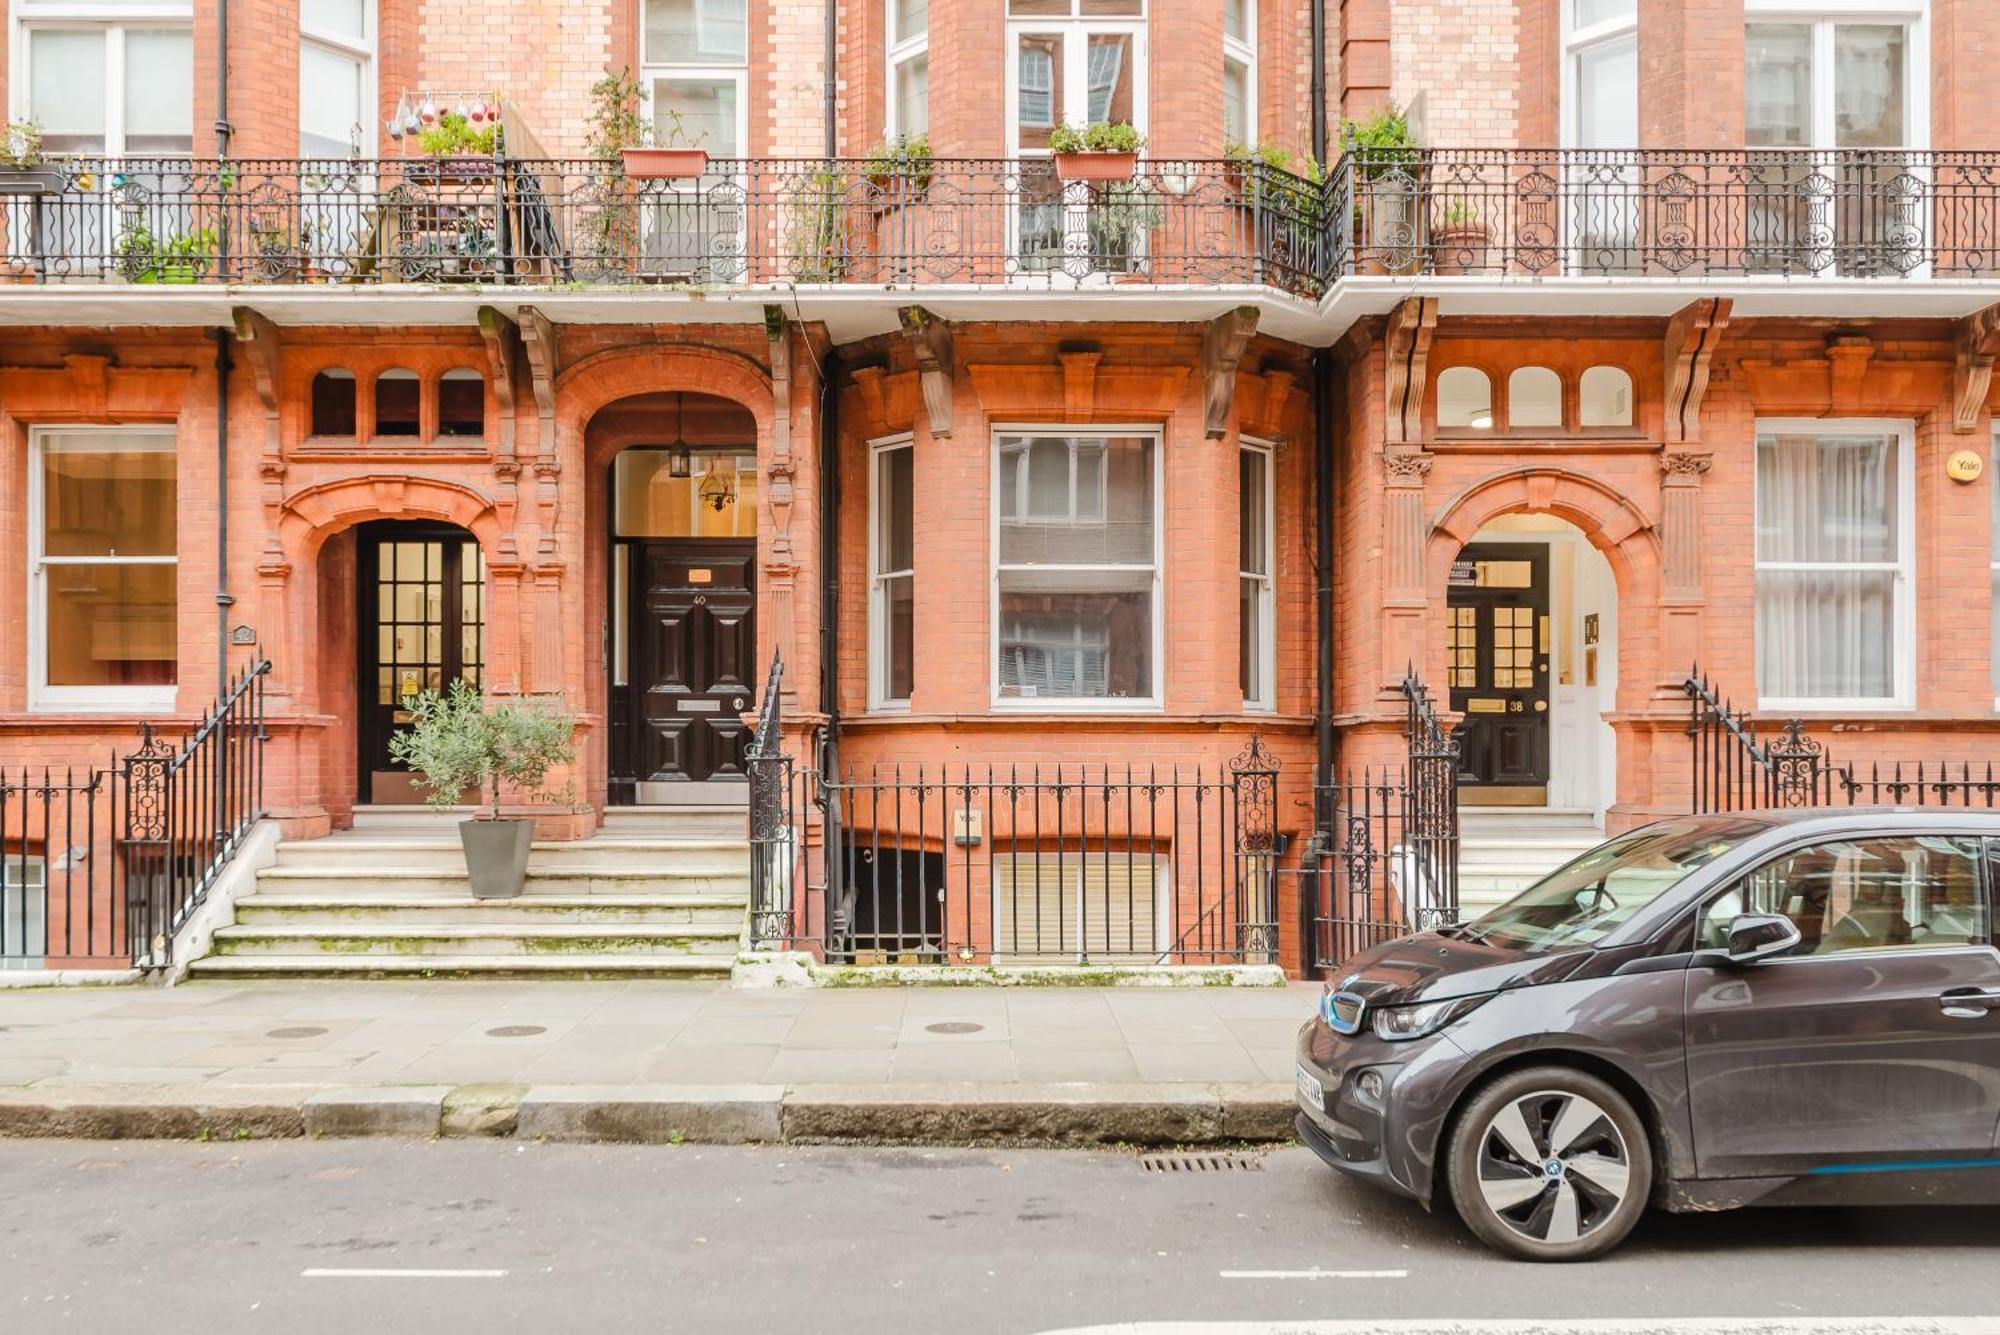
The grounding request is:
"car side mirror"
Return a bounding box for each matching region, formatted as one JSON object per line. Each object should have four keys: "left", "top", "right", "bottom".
{"left": 1725, "top": 911, "right": 1801, "bottom": 964}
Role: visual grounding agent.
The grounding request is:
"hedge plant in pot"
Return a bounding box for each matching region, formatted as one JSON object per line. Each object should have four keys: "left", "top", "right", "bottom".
{"left": 1049, "top": 121, "right": 1144, "bottom": 182}
{"left": 388, "top": 678, "right": 578, "bottom": 899}
{"left": 1344, "top": 104, "right": 1423, "bottom": 275}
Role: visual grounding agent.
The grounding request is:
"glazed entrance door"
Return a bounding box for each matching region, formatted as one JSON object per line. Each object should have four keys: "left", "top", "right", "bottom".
{"left": 1446, "top": 543, "right": 1551, "bottom": 800}
{"left": 624, "top": 539, "right": 756, "bottom": 798}
{"left": 357, "top": 521, "right": 484, "bottom": 804}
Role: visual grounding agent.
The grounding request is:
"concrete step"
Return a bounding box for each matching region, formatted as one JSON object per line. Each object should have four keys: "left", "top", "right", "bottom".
{"left": 598, "top": 806, "right": 747, "bottom": 840}
{"left": 233, "top": 894, "right": 747, "bottom": 927}
{"left": 184, "top": 953, "right": 733, "bottom": 981}
{"left": 271, "top": 838, "right": 750, "bottom": 874}
{"left": 252, "top": 866, "right": 752, "bottom": 897}
{"left": 210, "top": 922, "right": 740, "bottom": 959}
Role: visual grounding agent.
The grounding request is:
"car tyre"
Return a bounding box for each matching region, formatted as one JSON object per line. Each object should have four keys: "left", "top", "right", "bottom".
{"left": 1445, "top": 1066, "right": 1652, "bottom": 1262}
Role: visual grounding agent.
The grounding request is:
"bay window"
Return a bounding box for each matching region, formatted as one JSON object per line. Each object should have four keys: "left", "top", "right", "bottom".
{"left": 642, "top": 0, "right": 748, "bottom": 155}
{"left": 1754, "top": 419, "right": 1913, "bottom": 708}
{"left": 13, "top": 7, "right": 194, "bottom": 156}
{"left": 1240, "top": 439, "right": 1274, "bottom": 710}
{"left": 300, "top": 0, "right": 373, "bottom": 157}
{"left": 994, "top": 429, "right": 1158, "bottom": 707}
{"left": 888, "top": 0, "right": 928, "bottom": 139}
{"left": 30, "top": 426, "right": 178, "bottom": 711}
{"left": 870, "top": 435, "right": 915, "bottom": 708}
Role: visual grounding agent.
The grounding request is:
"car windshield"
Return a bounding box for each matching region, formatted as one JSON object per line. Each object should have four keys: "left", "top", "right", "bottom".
{"left": 1454, "top": 816, "right": 1770, "bottom": 952}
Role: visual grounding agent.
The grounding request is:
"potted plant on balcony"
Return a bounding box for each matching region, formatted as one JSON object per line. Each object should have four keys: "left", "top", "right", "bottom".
{"left": 621, "top": 107, "right": 710, "bottom": 180}
{"left": 389, "top": 678, "right": 577, "bottom": 900}
{"left": 1049, "top": 121, "right": 1144, "bottom": 182}
{"left": 1345, "top": 104, "right": 1423, "bottom": 275}
{"left": 0, "top": 121, "right": 64, "bottom": 196}
{"left": 864, "top": 133, "right": 935, "bottom": 279}
{"left": 1431, "top": 198, "right": 1491, "bottom": 275}
{"left": 117, "top": 225, "right": 218, "bottom": 284}
{"left": 865, "top": 133, "right": 933, "bottom": 199}
{"left": 787, "top": 163, "right": 851, "bottom": 281}
{"left": 416, "top": 109, "right": 500, "bottom": 179}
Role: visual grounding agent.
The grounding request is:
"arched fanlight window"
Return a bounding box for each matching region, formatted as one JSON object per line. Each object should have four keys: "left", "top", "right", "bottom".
{"left": 310, "top": 368, "right": 356, "bottom": 436}
{"left": 1508, "top": 366, "right": 1563, "bottom": 429}
{"left": 1436, "top": 367, "right": 1493, "bottom": 430}
{"left": 1579, "top": 365, "right": 1634, "bottom": 428}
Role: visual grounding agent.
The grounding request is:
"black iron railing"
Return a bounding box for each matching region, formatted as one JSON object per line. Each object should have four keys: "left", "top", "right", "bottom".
{"left": 750, "top": 730, "right": 1284, "bottom": 968}
{"left": 1338, "top": 147, "right": 1999, "bottom": 278}
{"left": 1301, "top": 671, "right": 1462, "bottom": 973}
{"left": 1685, "top": 667, "right": 2000, "bottom": 812}
{"left": 6, "top": 148, "right": 1994, "bottom": 293}
{"left": 124, "top": 658, "right": 271, "bottom": 967}
{"left": 0, "top": 155, "right": 1326, "bottom": 296}
{"left": 744, "top": 654, "right": 799, "bottom": 946}
{"left": 0, "top": 658, "right": 270, "bottom": 972}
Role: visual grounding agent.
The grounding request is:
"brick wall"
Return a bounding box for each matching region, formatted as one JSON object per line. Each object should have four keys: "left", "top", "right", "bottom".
{"left": 1390, "top": 0, "right": 1518, "bottom": 148}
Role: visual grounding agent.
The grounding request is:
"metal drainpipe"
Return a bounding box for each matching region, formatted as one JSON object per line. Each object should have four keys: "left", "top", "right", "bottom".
{"left": 214, "top": 0, "right": 231, "bottom": 155}
{"left": 1312, "top": 348, "right": 1336, "bottom": 833}
{"left": 823, "top": 0, "right": 838, "bottom": 158}
{"left": 1310, "top": 0, "right": 1329, "bottom": 163}
{"left": 213, "top": 329, "right": 234, "bottom": 698}
{"left": 819, "top": 347, "right": 841, "bottom": 731}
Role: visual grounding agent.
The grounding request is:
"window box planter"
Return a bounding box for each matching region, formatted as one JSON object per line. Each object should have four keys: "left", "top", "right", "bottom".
{"left": 1055, "top": 150, "right": 1138, "bottom": 182}
{"left": 0, "top": 167, "right": 65, "bottom": 196}
{"left": 133, "top": 263, "right": 205, "bottom": 285}
{"left": 621, "top": 147, "right": 709, "bottom": 179}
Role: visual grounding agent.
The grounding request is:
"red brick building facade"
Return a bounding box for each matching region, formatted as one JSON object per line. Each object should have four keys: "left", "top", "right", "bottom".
{"left": 2, "top": 0, "right": 1997, "bottom": 974}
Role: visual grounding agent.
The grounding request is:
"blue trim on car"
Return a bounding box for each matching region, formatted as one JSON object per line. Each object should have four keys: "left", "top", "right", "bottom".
{"left": 1323, "top": 990, "right": 1366, "bottom": 1035}
{"left": 1806, "top": 1157, "right": 2000, "bottom": 1176}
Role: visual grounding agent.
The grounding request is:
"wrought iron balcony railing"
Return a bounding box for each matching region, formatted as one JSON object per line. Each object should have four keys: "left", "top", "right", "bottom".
{"left": 1, "top": 149, "right": 1995, "bottom": 296}
{"left": 1338, "top": 147, "right": 2000, "bottom": 279}
{"left": 0, "top": 155, "right": 1327, "bottom": 296}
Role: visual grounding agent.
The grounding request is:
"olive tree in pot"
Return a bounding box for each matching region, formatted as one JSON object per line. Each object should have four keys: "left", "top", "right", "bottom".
{"left": 388, "top": 679, "right": 578, "bottom": 899}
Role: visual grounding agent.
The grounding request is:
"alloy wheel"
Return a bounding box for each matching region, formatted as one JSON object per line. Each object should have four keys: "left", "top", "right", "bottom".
{"left": 1473, "top": 1088, "right": 1633, "bottom": 1247}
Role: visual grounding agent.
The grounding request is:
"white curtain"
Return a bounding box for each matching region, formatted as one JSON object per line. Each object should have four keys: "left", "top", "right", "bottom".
{"left": 1756, "top": 431, "right": 1898, "bottom": 700}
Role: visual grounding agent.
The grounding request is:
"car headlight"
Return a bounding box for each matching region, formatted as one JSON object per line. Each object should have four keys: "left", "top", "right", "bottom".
{"left": 1369, "top": 993, "right": 1491, "bottom": 1042}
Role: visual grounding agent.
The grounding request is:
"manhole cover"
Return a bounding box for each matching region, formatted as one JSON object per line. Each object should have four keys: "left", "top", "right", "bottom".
{"left": 486, "top": 1025, "right": 546, "bottom": 1038}
{"left": 924, "top": 1021, "right": 985, "bottom": 1035}
{"left": 267, "top": 1026, "right": 328, "bottom": 1039}
{"left": 1140, "top": 1154, "right": 1266, "bottom": 1174}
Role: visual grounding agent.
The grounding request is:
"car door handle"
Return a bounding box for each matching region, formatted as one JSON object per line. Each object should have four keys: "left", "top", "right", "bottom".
{"left": 1938, "top": 988, "right": 2000, "bottom": 1017}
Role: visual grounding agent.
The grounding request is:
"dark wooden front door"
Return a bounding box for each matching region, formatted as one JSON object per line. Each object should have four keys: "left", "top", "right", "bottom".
{"left": 356, "top": 521, "right": 484, "bottom": 803}
{"left": 617, "top": 538, "right": 756, "bottom": 797}
{"left": 1446, "top": 543, "right": 1550, "bottom": 798}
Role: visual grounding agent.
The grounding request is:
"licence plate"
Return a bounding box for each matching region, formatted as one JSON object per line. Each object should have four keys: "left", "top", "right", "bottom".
{"left": 1294, "top": 1063, "right": 1325, "bottom": 1109}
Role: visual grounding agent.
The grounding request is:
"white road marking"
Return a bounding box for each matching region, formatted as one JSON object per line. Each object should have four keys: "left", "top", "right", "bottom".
{"left": 300, "top": 1268, "right": 507, "bottom": 1279}
{"left": 1216, "top": 1268, "right": 1408, "bottom": 1280}
{"left": 1036, "top": 1320, "right": 2000, "bottom": 1335}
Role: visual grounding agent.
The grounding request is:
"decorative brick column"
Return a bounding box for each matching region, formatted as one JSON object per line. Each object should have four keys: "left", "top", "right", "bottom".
{"left": 1657, "top": 450, "right": 1711, "bottom": 691}
{"left": 1381, "top": 448, "right": 1433, "bottom": 692}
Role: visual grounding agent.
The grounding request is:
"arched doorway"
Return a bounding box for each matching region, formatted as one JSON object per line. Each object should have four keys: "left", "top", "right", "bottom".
{"left": 352, "top": 519, "right": 486, "bottom": 804}
{"left": 601, "top": 392, "right": 761, "bottom": 805}
{"left": 1446, "top": 514, "right": 1617, "bottom": 817}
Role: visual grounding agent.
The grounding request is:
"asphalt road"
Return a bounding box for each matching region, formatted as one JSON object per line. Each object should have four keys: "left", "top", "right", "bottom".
{"left": 4, "top": 1140, "right": 1999, "bottom": 1335}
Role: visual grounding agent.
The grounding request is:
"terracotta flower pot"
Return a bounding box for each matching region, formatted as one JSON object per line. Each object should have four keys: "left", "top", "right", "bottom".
{"left": 1431, "top": 223, "right": 1493, "bottom": 275}
{"left": 622, "top": 147, "right": 709, "bottom": 179}
{"left": 1054, "top": 151, "right": 1137, "bottom": 183}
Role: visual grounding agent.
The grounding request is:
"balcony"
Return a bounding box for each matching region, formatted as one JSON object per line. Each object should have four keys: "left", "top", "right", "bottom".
{"left": 1337, "top": 148, "right": 2000, "bottom": 280}
{"left": 0, "top": 156, "right": 1326, "bottom": 297}
{"left": 0, "top": 150, "right": 1996, "bottom": 323}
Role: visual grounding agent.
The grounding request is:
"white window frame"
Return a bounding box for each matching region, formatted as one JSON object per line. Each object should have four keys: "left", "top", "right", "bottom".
{"left": 1753, "top": 416, "right": 1915, "bottom": 712}
{"left": 991, "top": 424, "right": 1163, "bottom": 712}
{"left": 1742, "top": 0, "right": 1929, "bottom": 152}
{"left": 1004, "top": 8, "right": 1149, "bottom": 150}
{"left": 868, "top": 433, "right": 914, "bottom": 712}
{"left": 28, "top": 424, "right": 178, "bottom": 714}
{"left": 8, "top": 4, "right": 196, "bottom": 158}
{"left": 1559, "top": 0, "right": 1638, "bottom": 150}
{"left": 1240, "top": 436, "right": 1275, "bottom": 711}
{"left": 299, "top": 0, "right": 376, "bottom": 158}
{"left": 886, "top": 0, "right": 928, "bottom": 139}
{"left": 1222, "top": 0, "right": 1255, "bottom": 148}
{"left": 640, "top": 0, "right": 750, "bottom": 156}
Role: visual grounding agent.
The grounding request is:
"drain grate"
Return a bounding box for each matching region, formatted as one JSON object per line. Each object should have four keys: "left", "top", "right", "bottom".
{"left": 1139, "top": 1153, "right": 1266, "bottom": 1174}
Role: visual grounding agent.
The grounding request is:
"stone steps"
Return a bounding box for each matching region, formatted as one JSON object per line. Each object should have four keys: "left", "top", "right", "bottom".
{"left": 207, "top": 922, "right": 741, "bottom": 959}
{"left": 183, "top": 819, "right": 754, "bottom": 981}
{"left": 1453, "top": 815, "right": 1604, "bottom": 914}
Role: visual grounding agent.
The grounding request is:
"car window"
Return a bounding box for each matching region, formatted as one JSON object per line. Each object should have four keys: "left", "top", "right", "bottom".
{"left": 1699, "top": 835, "right": 1989, "bottom": 955}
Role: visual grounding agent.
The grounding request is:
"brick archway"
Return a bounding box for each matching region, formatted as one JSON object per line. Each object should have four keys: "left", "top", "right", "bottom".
{"left": 1424, "top": 466, "right": 1668, "bottom": 821}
